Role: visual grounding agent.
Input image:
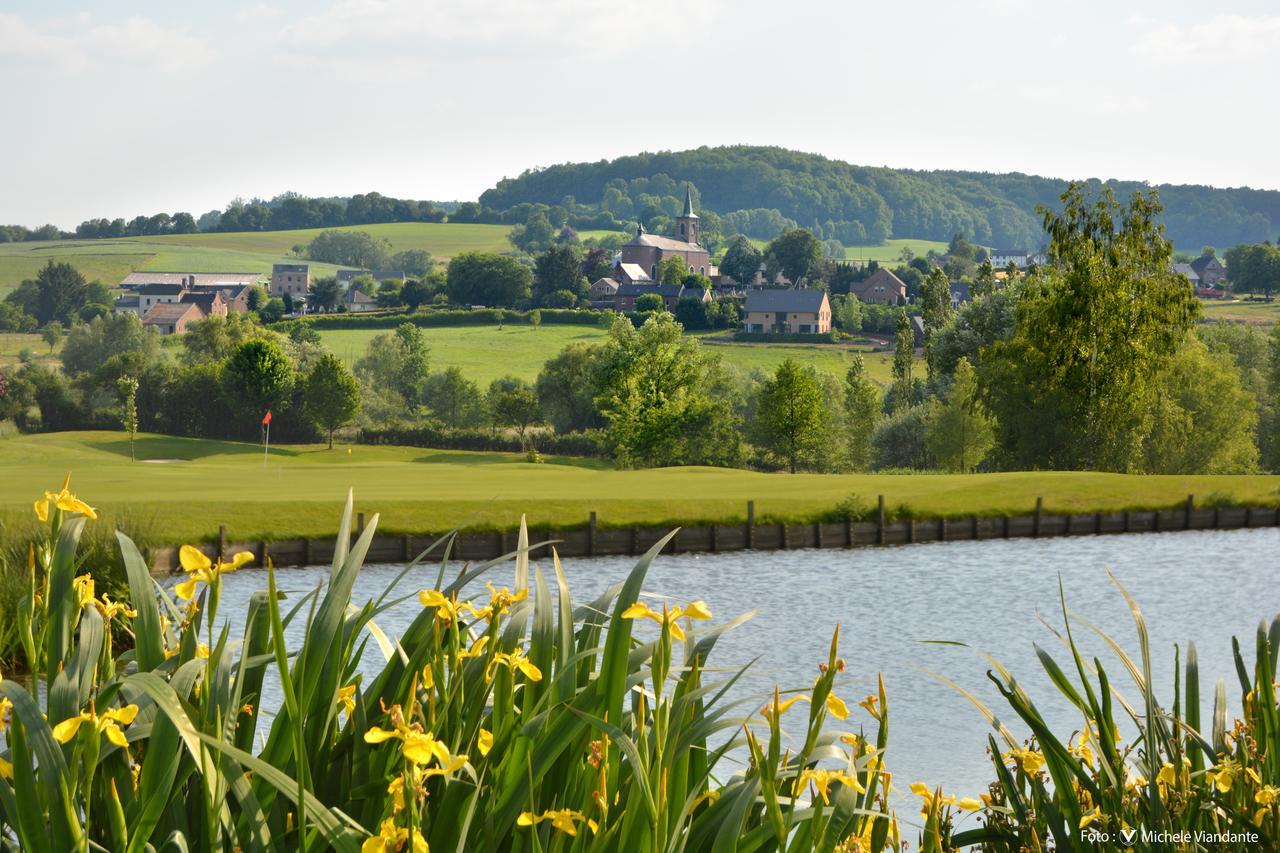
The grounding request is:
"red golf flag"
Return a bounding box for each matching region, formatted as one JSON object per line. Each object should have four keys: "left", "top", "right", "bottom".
{"left": 262, "top": 410, "right": 272, "bottom": 426}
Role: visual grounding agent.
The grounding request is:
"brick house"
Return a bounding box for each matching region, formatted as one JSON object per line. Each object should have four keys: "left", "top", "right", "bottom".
{"left": 588, "top": 277, "right": 619, "bottom": 305}
{"left": 179, "top": 290, "right": 228, "bottom": 319}
{"left": 743, "top": 290, "right": 831, "bottom": 334}
{"left": 615, "top": 283, "right": 705, "bottom": 311}
{"left": 142, "top": 302, "right": 205, "bottom": 335}
{"left": 851, "top": 268, "right": 907, "bottom": 306}
{"left": 271, "top": 263, "right": 310, "bottom": 299}
{"left": 1190, "top": 255, "right": 1227, "bottom": 287}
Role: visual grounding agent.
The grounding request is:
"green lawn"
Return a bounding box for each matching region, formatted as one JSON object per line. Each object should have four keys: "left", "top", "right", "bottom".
{"left": 745, "top": 237, "right": 950, "bottom": 264}
{"left": 2, "top": 432, "right": 1277, "bottom": 545}
{"left": 1200, "top": 299, "right": 1280, "bottom": 326}
{"left": 319, "top": 325, "right": 903, "bottom": 385}
{"left": 0, "top": 223, "right": 515, "bottom": 296}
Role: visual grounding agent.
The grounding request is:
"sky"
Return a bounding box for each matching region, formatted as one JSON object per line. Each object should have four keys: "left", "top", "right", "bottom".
{"left": 2, "top": 0, "right": 1279, "bottom": 227}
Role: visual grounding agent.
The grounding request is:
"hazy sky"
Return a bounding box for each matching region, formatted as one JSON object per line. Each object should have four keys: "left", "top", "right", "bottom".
{"left": 2, "top": 0, "right": 1278, "bottom": 227}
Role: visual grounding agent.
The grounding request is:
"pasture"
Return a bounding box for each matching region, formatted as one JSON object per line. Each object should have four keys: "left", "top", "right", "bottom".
{"left": 1200, "top": 298, "right": 1280, "bottom": 326}
{"left": 1, "top": 431, "right": 1277, "bottom": 544}
{"left": 318, "top": 325, "right": 901, "bottom": 384}
{"left": 0, "top": 222, "right": 515, "bottom": 296}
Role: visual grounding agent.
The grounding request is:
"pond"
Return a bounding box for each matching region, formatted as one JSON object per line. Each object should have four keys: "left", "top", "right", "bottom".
{"left": 213, "top": 526, "right": 1280, "bottom": 820}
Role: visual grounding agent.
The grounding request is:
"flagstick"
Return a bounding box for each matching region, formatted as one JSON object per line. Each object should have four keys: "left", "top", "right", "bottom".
{"left": 264, "top": 419, "right": 270, "bottom": 467}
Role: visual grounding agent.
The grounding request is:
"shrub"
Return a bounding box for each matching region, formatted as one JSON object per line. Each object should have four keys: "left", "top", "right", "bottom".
{"left": 360, "top": 424, "right": 607, "bottom": 457}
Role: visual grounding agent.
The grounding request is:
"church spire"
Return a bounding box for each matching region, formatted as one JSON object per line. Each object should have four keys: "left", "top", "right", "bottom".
{"left": 682, "top": 183, "right": 697, "bottom": 219}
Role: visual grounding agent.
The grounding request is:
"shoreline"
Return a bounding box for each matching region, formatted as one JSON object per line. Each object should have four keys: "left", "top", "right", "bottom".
{"left": 150, "top": 500, "right": 1280, "bottom": 575}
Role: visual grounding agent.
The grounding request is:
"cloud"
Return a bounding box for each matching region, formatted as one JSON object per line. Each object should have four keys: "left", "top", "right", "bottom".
{"left": 282, "top": 0, "right": 722, "bottom": 58}
{"left": 0, "top": 13, "right": 216, "bottom": 74}
{"left": 1130, "top": 13, "right": 1280, "bottom": 64}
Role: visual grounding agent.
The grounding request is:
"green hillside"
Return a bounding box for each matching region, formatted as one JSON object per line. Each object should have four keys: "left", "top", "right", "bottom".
{"left": 0, "top": 222, "right": 514, "bottom": 295}
{"left": 480, "top": 145, "right": 1280, "bottom": 252}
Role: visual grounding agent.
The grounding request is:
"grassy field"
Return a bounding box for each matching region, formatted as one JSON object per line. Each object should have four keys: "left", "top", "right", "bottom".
{"left": 1, "top": 431, "right": 1277, "bottom": 544}
{"left": 1200, "top": 298, "right": 1280, "bottom": 326}
{"left": 0, "top": 223, "right": 515, "bottom": 296}
{"left": 0, "top": 332, "right": 60, "bottom": 369}
{"left": 318, "top": 325, "right": 902, "bottom": 384}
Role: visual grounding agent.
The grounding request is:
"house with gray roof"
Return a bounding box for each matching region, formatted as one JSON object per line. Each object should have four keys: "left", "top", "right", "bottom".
{"left": 743, "top": 289, "right": 831, "bottom": 334}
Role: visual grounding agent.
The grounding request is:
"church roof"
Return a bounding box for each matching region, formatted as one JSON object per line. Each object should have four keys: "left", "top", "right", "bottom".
{"left": 681, "top": 184, "right": 697, "bottom": 219}
{"left": 625, "top": 231, "right": 703, "bottom": 252}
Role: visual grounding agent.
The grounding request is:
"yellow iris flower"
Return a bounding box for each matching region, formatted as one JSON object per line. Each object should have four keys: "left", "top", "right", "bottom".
{"left": 174, "top": 546, "right": 253, "bottom": 600}
{"left": 1207, "top": 758, "right": 1239, "bottom": 793}
{"left": 1256, "top": 785, "right": 1280, "bottom": 806}
{"left": 361, "top": 817, "right": 428, "bottom": 853}
{"left": 52, "top": 704, "right": 139, "bottom": 748}
{"left": 795, "top": 767, "right": 865, "bottom": 803}
{"left": 478, "top": 728, "right": 493, "bottom": 757}
{"left": 517, "top": 808, "right": 597, "bottom": 836}
{"left": 337, "top": 684, "right": 357, "bottom": 717}
{"left": 1078, "top": 806, "right": 1104, "bottom": 829}
{"left": 620, "top": 600, "right": 711, "bottom": 641}
{"left": 759, "top": 691, "right": 849, "bottom": 722}
{"left": 486, "top": 647, "right": 542, "bottom": 682}
{"left": 35, "top": 475, "right": 97, "bottom": 522}
{"left": 909, "top": 781, "right": 957, "bottom": 815}
{"left": 364, "top": 723, "right": 452, "bottom": 767}
{"left": 419, "top": 589, "right": 467, "bottom": 623}
{"left": 1002, "top": 747, "right": 1046, "bottom": 775}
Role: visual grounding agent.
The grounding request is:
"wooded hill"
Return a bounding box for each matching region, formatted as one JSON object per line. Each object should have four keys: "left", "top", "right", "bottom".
{"left": 479, "top": 145, "right": 1280, "bottom": 252}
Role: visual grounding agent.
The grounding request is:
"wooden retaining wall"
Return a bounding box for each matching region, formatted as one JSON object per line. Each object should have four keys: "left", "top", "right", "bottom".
{"left": 146, "top": 496, "right": 1280, "bottom": 576}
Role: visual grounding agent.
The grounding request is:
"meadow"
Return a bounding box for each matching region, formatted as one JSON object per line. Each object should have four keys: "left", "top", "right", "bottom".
{"left": 0, "top": 331, "right": 60, "bottom": 369}
{"left": 2, "top": 431, "right": 1277, "bottom": 544}
{"left": 0, "top": 222, "right": 515, "bottom": 295}
{"left": 318, "top": 325, "right": 901, "bottom": 384}
{"left": 1199, "top": 297, "right": 1280, "bottom": 325}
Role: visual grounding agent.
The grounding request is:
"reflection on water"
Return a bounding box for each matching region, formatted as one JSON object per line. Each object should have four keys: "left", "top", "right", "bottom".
{"left": 211, "top": 527, "right": 1280, "bottom": 816}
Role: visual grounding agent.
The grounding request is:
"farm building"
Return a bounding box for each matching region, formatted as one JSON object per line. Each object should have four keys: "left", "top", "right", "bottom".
{"left": 743, "top": 289, "right": 831, "bottom": 334}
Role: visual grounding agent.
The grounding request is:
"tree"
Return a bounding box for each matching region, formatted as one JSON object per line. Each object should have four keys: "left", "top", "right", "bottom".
{"left": 533, "top": 244, "right": 587, "bottom": 305}
{"left": 376, "top": 279, "right": 404, "bottom": 309}
{"left": 919, "top": 267, "right": 953, "bottom": 376}
{"left": 1141, "top": 340, "right": 1259, "bottom": 473}
{"left": 118, "top": 376, "right": 139, "bottom": 461}
{"left": 720, "top": 236, "right": 764, "bottom": 285}
{"left": 843, "top": 355, "right": 880, "bottom": 470}
{"left": 424, "top": 367, "right": 482, "bottom": 428}
{"left": 219, "top": 338, "right": 296, "bottom": 429}
{"left": 446, "top": 252, "right": 532, "bottom": 307}
{"left": 349, "top": 274, "right": 378, "bottom": 295}
{"left": 60, "top": 313, "right": 159, "bottom": 377}
{"left": 594, "top": 313, "right": 742, "bottom": 468}
{"left": 752, "top": 359, "right": 829, "bottom": 473}
{"left": 486, "top": 376, "right": 542, "bottom": 443}
{"left": 830, "top": 294, "right": 864, "bottom": 333}
{"left": 355, "top": 323, "right": 430, "bottom": 411}
{"left": 307, "top": 277, "right": 341, "bottom": 313}
{"left": 764, "top": 229, "right": 823, "bottom": 286}
{"left": 536, "top": 342, "right": 604, "bottom": 433}
{"left": 972, "top": 259, "right": 997, "bottom": 299}
{"left": 400, "top": 279, "right": 431, "bottom": 311}
{"left": 259, "top": 298, "right": 286, "bottom": 323}
{"left": 925, "top": 358, "right": 994, "bottom": 472}
{"left": 509, "top": 212, "right": 556, "bottom": 254}
{"left": 891, "top": 310, "right": 914, "bottom": 413}
{"left": 302, "top": 353, "right": 361, "bottom": 449}
{"left": 1223, "top": 243, "right": 1280, "bottom": 298}
{"left": 307, "top": 229, "right": 390, "bottom": 267}
{"left": 182, "top": 313, "right": 263, "bottom": 365}
{"left": 928, "top": 286, "right": 1019, "bottom": 379}
{"left": 634, "top": 293, "right": 665, "bottom": 313}
{"left": 40, "top": 323, "right": 62, "bottom": 354}
{"left": 983, "top": 184, "right": 1200, "bottom": 471}
{"left": 392, "top": 249, "right": 434, "bottom": 278}
{"left": 529, "top": 309, "right": 542, "bottom": 330}
{"left": 34, "top": 261, "right": 90, "bottom": 326}
{"left": 657, "top": 254, "right": 688, "bottom": 285}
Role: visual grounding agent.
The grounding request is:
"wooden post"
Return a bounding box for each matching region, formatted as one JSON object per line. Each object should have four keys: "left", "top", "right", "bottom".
{"left": 1002, "top": 515, "right": 1010, "bottom": 538}
{"left": 747, "top": 501, "right": 756, "bottom": 550}
{"left": 1185, "top": 494, "right": 1194, "bottom": 530}
{"left": 814, "top": 521, "right": 822, "bottom": 549}
{"left": 1033, "top": 497, "right": 1043, "bottom": 538}
{"left": 629, "top": 527, "right": 638, "bottom": 556}
{"left": 1094, "top": 512, "right": 1102, "bottom": 535}
{"left": 588, "top": 512, "right": 598, "bottom": 557}
{"left": 218, "top": 525, "right": 227, "bottom": 559}
{"left": 907, "top": 518, "right": 916, "bottom": 544}
{"left": 877, "top": 495, "right": 886, "bottom": 546}
{"left": 670, "top": 528, "right": 679, "bottom": 555}
{"left": 1245, "top": 506, "right": 1253, "bottom": 527}
{"left": 940, "top": 516, "right": 948, "bottom": 541}
{"left": 302, "top": 537, "right": 312, "bottom": 565}
{"left": 402, "top": 534, "right": 411, "bottom": 561}
{"left": 710, "top": 524, "right": 719, "bottom": 552}
{"left": 780, "top": 523, "right": 789, "bottom": 550}
{"left": 1213, "top": 506, "right": 1221, "bottom": 528}
{"left": 971, "top": 515, "right": 978, "bottom": 540}
{"left": 1123, "top": 510, "right": 1131, "bottom": 533}
{"left": 259, "top": 540, "right": 268, "bottom": 565}
{"left": 357, "top": 512, "right": 365, "bottom": 536}
{"left": 845, "top": 517, "right": 853, "bottom": 546}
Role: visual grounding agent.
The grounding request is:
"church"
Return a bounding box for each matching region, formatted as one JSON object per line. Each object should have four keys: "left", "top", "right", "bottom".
{"left": 614, "top": 185, "right": 715, "bottom": 283}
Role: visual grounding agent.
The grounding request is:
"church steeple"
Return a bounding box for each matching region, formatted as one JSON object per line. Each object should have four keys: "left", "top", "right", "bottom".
{"left": 676, "top": 183, "right": 699, "bottom": 245}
